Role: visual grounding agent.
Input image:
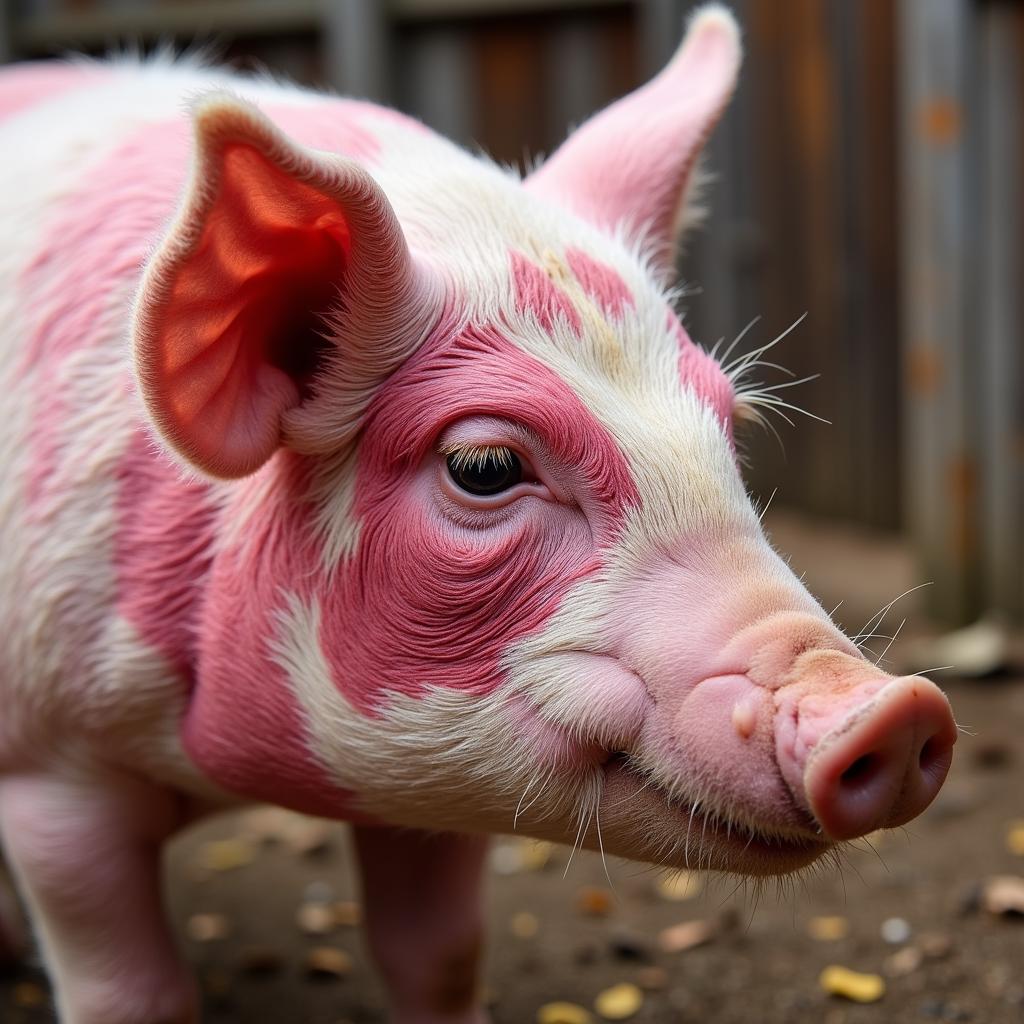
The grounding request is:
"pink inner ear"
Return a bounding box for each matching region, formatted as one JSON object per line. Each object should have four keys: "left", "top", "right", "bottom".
{"left": 140, "top": 142, "right": 349, "bottom": 478}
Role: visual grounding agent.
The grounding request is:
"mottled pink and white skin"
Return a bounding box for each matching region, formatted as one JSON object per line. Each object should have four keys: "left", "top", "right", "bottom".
{"left": 0, "top": 6, "right": 955, "bottom": 1023}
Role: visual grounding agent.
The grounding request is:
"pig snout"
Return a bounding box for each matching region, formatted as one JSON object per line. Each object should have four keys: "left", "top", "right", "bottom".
{"left": 776, "top": 674, "right": 957, "bottom": 842}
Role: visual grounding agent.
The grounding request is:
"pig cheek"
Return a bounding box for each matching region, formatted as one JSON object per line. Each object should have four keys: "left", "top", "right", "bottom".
{"left": 322, "top": 468, "right": 598, "bottom": 711}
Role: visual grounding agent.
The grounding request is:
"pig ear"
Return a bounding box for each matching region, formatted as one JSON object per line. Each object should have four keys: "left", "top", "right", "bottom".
{"left": 133, "top": 94, "right": 419, "bottom": 479}
{"left": 526, "top": 3, "right": 740, "bottom": 281}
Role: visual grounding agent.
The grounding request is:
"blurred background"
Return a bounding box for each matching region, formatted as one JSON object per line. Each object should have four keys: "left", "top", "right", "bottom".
{"left": 1, "top": 0, "right": 1021, "bottom": 634}
{"left": 1, "top": 5, "right": 1024, "bottom": 1024}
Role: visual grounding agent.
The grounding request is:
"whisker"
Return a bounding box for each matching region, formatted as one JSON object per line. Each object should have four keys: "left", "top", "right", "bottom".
{"left": 737, "top": 393, "right": 831, "bottom": 425}
{"left": 513, "top": 774, "right": 540, "bottom": 831}
{"left": 731, "top": 358, "right": 796, "bottom": 380}
{"left": 723, "top": 312, "right": 806, "bottom": 379}
{"left": 594, "top": 800, "right": 616, "bottom": 895}
{"left": 742, "top": 372, "right": 822, "bottom": 395}
{"left": 852, "top": 583, "right": 933, "bottom": 645}
{"left": 874, "top": 618, "right": 906, "bottom": 667}
{"left": 757, "top": 487, "right": 778, "bottom": 523}
{"left": 563, "top": 802, "right": 591, "bottom": 879}
{"left": 719, "top": 314, "right": 762, "bottom": 368}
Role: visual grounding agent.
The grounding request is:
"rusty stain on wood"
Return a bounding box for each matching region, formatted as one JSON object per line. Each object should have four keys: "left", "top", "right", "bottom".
{"left": 918, "top": 97, "right": 962, "bottom": 145}
{"left": 906, "top": 344, "right": 943, "bottom": 397}
{"left": 947, "top": 454, "right": 978, "bottom": 561}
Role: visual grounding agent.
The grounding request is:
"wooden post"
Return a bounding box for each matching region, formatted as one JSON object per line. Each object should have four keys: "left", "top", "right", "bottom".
{"left": 898, "top": 0, "right": 981, "bottom": 624}
{"left": 979, "top": 0, "right": 1024, "bottom": 619}
{"left": 321, "top": 0, "right": 391, "bottom": 103}
{"left": 400, "top": 25, "right": 473, "bottom": 145}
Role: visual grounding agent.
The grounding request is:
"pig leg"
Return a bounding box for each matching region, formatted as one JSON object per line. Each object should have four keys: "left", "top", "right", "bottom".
{"left": 352, "top": 825, "right": 490, "bottom": 1024}
{"left": 0, "top": 773, "right": 196, "bottom": 1024}
{"left": 0, "top": 856, "right": 27, "bottom": 962}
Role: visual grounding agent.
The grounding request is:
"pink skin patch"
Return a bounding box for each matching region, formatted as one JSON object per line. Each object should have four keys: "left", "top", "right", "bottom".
{"left": 317, "top": 319, "right": 640, "bottom": 713}
{"left": 510, "top": 251, "right": 582, "bottom": 335}
{"left": 670, "top": 312, "right": 735, "bottom": 440}
{"left": 20, "top": 119, "right": 191, "bottom": 509}
{"left": 263, "top": 101, "right": 381, "bottom": 161}
{"left": 0, "top": 63, "right": 107, "bottom": 123}
{"left": 343, "top": 98, "right": 432, "bottom": 137}
{"left": 182, "top": 316, "right": 642, "bottom": 812}
{"left": 565, "top": 247, "right": 634, "bottom": 319}
{"left": 181, "top": 464, "right": 367, "bottom": 818}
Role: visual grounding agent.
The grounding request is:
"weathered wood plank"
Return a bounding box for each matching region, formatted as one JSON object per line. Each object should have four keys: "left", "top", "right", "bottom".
{"left": 397, "top": 24, "right": 474, "bottom": 145}
{"left": 979, "top": 0, "right": 1024, "bottom": 618}
{"left": 321, "top": 0, "right": 390, "bottom": 103}
{"left": 832, "top": 0, "right": 901, "bottom": 530}
{"left": 898, "top": 0, "right": 981, "bottom": 623}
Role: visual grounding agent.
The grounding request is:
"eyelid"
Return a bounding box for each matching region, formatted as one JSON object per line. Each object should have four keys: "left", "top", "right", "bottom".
{"left": 440, "top": 442, "right": 519, "bottom": 472}
{"left": 436, "top": 418, "right": 569, "bottom": 504}
{"left": 439, "top": 440, "right": 540, "bottom": 482}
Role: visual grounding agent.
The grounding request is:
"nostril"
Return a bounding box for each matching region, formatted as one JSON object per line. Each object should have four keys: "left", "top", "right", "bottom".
{"left": 918, "top": 734, "right": 949, "bottom": 781}
{"left": 839, "top": 752, "right": 881, "bottom": 789}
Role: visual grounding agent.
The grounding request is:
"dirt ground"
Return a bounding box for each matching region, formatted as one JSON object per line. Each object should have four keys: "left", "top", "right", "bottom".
{"left": 2, "top": 513, "right": 1023, "bottom": 1023}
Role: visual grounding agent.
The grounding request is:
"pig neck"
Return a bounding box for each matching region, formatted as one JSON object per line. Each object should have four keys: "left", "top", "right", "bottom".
{"left": 172, "top": 451, "right": 374, "bottom": 819}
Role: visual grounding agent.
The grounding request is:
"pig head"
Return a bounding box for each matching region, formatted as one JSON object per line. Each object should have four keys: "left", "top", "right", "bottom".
{"left": 132, "top": 4, "right": 955, "bottom": 876}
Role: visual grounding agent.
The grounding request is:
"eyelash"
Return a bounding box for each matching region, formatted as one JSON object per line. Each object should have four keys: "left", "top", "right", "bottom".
{"left": 438, "top": 443, "right": 517, "bottom": 473}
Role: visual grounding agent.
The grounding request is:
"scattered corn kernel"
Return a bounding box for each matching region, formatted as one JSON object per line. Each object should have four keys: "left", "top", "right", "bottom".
{"left": 807, "top": 915, "right": 849, "bottom": 941}
{"left": 655, "top": 870, "right": 701, "bottom": 901}
{"left": 520, "top": 840, "right": 554, "bottom": 871}
{"left": 537, "top": 1001, "right": 592, "bottom": 1024}
{"left": 511, "top": 911, "right": 540, "bottom": 938}
{"left": 1006, "top": 821, "right": 1024, "bottom": 857}
{"left": 198, "top": 838, "right": 256, "bottom": 872}
{"left": 594, "top": 982, "right": 643, "bottom": 1019}
{"left": 819, "top": 965, "right": 886, "bottom": 1003}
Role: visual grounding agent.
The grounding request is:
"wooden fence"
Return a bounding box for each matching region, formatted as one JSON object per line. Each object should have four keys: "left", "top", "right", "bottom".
{"left": 2, "top": 0, "right": 1021, "bottom": 624}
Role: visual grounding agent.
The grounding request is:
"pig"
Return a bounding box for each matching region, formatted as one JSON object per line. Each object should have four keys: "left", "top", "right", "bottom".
{"left": 0, "top": 6, "right": 956, "bottom": 1023}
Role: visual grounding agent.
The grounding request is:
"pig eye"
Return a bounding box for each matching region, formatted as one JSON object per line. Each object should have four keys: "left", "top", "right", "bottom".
{"left": 445, "top": 446, "right": 523, "bottom": 496}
